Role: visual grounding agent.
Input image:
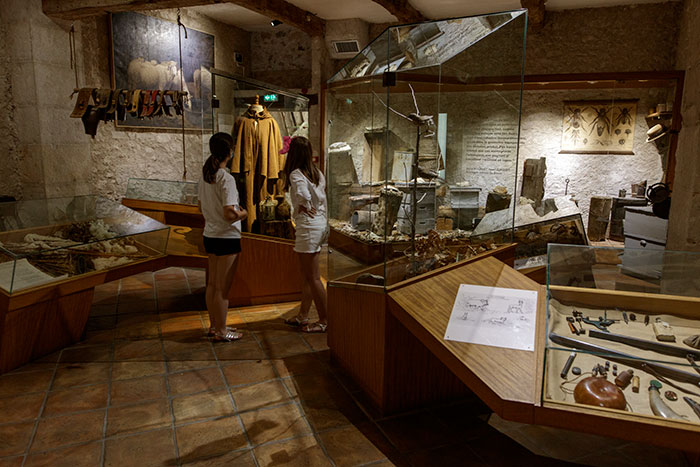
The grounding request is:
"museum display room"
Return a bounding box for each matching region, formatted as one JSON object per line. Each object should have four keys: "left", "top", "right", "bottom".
{"left": 3, "top": 0, "right": 700, "bottom": 465}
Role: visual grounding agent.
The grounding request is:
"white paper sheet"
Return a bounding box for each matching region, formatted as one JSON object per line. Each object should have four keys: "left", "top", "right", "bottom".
{"left": 444, "top": 284, "right": 538, "bottom": 351}
{"left": 0, "top": 258, "right": 65, "bottom": 293}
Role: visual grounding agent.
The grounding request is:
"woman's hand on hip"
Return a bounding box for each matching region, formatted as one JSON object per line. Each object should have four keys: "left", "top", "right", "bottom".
{"left": 298, "top": 205, "right": 316, "bottom": 218}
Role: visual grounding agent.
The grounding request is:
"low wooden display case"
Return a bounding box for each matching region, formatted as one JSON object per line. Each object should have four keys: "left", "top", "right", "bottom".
{"left": 121, "top": 183, "right": 302, "bottom": 306}
{"left": 0, "top": 196, "right": 169, "bottom": 374}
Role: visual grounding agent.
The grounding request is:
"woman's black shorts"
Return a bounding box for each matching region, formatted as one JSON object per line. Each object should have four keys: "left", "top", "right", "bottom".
{"left": 203, "top": 236, "right": 242, "bottom": 256}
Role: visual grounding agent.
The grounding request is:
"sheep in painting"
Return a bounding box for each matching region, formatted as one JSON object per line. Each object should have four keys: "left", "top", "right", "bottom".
{"left": 127, "top": 58, "right": 191, "bottom": 109}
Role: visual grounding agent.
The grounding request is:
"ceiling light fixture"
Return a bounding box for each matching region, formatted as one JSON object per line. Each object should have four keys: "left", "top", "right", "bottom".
{"left": 271, "top": 19, "right": 283, "bottom": 27}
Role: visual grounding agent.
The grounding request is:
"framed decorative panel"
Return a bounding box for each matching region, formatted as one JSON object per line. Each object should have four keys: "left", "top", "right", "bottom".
{"left": 560, "top": 100, "right": 637, "bottom": 154}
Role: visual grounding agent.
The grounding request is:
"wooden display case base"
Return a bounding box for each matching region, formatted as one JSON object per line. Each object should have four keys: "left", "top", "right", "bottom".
{"left": 0, "top": 256, "right": 166, "bottom": 374}
{"left": 124, "top": 199, "right": 303, "bottom": 307}
{"left": 327, "top": 245, "right": 516, "bottom": 415}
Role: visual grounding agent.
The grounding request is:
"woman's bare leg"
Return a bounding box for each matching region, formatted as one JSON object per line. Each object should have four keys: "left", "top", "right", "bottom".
{"left": 299, "top": 252, "right": 327, "bottom": 325}
{"left": 206, "top": 253, "right": 239, "bottom": 334}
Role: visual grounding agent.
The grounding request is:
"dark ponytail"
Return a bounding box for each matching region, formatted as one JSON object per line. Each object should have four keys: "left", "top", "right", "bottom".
{"left": 203, "top": 133, "right": 234, "bottom": 183}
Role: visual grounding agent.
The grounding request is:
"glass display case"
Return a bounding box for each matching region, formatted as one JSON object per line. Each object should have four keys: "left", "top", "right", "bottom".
{"left": 0, "top": 196, "right": 169, "bottom": 294}
{"left": 543, "top": 244, "right": 700, "bottom": 425}
{"left": 325, "top": 10, "right": 528, "bottom": 286}
{"left": 206, "top": 69, "right": 309, "bottom": 238}
{"left": 125, "top": 178, "right": 199, "bottom": 205}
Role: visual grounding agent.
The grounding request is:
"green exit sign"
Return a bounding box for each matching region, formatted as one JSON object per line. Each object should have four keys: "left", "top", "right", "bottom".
{"left": 263, "top": 94, "right": 278, "bottom": 103}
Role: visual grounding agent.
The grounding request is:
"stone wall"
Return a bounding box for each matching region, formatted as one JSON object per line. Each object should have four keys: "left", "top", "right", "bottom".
{"left": 0, "top": 21, "right": 22, "bottom": 199}
{"left": 250, "top": 26, "right": 312, "bottom": 90}
{"left": 0, "top": 0, "right": 250, "bottom": 201}
{"left": 667, "top": 0, "right": 700, "bottom": 251}
{"left": 81, "top": 8, "right": 250, "bottom": 199}
{"left": 526, "top": 3, "right": 681, "bottom": 73}
{"left": 1, "top": 0, "right": 91, "bottom": 200}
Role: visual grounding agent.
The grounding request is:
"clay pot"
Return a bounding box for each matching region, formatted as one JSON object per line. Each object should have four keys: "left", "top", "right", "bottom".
{"left": 574, "top": 376, "right": 626, "bottom": 410}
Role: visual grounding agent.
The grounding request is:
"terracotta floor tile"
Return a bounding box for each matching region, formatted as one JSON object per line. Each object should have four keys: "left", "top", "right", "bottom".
{"left": 0, "top": 393, "right": 45, "bottom": 423}
{"left": 24, "top": 442, "right": 102, "bottom": 467}
{"left": 159, "top": 311, "right": 202, "bottom": 322}
{"left": 110, "top": 375, "right": 167, "bottom": 406}
{"left": 85, "top": 315, "right": 117, "bottom": 332}
{"left": 104, "top": 428, "right": 176, "bottom": 467}
{"left": 52, "top": 364, "right": 110, "bottom": 389}
{"left": 0, "top": 371, "right": 53, "bottom": 397}
{"left": 300, "top": 333, "right": 328, "bottom": 352}
{"left": 167, "top": 359, "right": 219, "bottom": 373}
{"left": 31, "top": 411, "right": 105, "bottom": 452}
{"left": 161, "top": 319, "right": 205, "bottom": 336}
{"left": 117, "top": 289, "right": 156, "bottom": 303}
{"left": 43, "top": 383, "right": 108, "bottom": 416}
{"left": 430, "top": 401, "right": 492, "bottom": 441}
{"left": 176, "top": 416, "right": 248, "bottom": 462}
{"left": 0, "top": 456, "right": 24, "bottom": 467}
{"left": 0, "top": 422, "right": 34, "bottom": 457}
{"left": 163, "top": 340, "right": 214, "bottom": 358}
{"left": 299, "top": 394, "right": 367, "bottom": 432}
{"left": 253, "top": 434, "right": 331, "bottom": 467}
{"left": 284, "top": 371, "right": 345, "bottom": 403}
{"left": 81, "top": 329, "right": 116, "bottom": 345}
{"left": 59, "top": 344, "right": 112, "bottom": 364}
{"left": 117, "top": 299, "right": 157, "bottom": 315}
{"left": 259, "top": 335, "right": 312, "bottom": 359}
{"left": 172, "top": 389, "right": 235, "bottom": 425}
{"left": 613, "top": 441, "right": 690, "bottom": 467}
{"left": 408, "top": 444, "right": 488, "bottom": 467}
{"left": 169, "top": 368, "right": 225, "bottom": 396}
{"left": 240, "top": 403, "right": 311, "bottom": 445}
{"left": 89, "top": 303, "right": 117, "bottom": 317}
{"left": 319, "top": 425, "right": 385, "bottom": 466}
{"left": 377, "top": 412, "right": 458, "bottom": 453}
{"left": 115, "top": 323, "right": 161, "bottom": 340}
{"left": 106, "top": 399, "right": 171, "bottom": 437}
{"left": 230, "top": 380, "right": 291, "bottom": 413}
{"left": 113, "top": 339, "right": 164, "bottom": 362}
{"left": 180, "top": 449, "right": 256, "bottom": 466}
{"left": 464, "top": 431, "right": 562, "bottom": 466}
{"left": 214, "top": 340, "right": 267, "bottom": 363}
{"left": 222, "top": 360, "right": 278, "bottom": 387}
{"left": 272, "top": 353, "right": 327, "bottom": 378}
{"left": 91, "top": 291, "right": 118, "bottom": 306}
{"left": 111, "top": 361, "right": 165, "bottom": 381}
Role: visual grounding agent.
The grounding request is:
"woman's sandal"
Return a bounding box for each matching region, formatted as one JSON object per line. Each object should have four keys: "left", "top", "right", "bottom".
{"left": 207, "top": 326, "right": 236, "bottom": 337}
{"left": 212, "top": 329, "right": 243, "bottom": 342}
{"left": 284, "top": 315, "right": 310, "bottom": 326}
{"left": 301, "top": 322, "right": 327, "bottom": 333}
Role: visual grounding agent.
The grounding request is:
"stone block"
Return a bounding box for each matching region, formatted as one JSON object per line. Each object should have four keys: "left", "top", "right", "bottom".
{"left": 4, "top": 22, "right": 33, "bottom": 61}
{"left": 521, "top": 157, "right": 546, "bottom": 203}
{"left": 38, "top": 108, "right": 86, "bottom": 145}
{"left": 14, "top": 105, "right": 42, "bottom": 145}
{"left": 587, "top": 196, "right": 612, "bottom": 242}
{"left": 42, "top": 143, "right": 92, "bottom": 198}
{"left": 29, "top": 18, "right": 72, "bottom": 65}
{"left": 33, "top": 63, "right": 77, "bottom": 108}
{"left": 17, "top": 144, "right": 47, "bottom": 199}
{"left": 10, "top": 61, "right": 38, "bottom": 106}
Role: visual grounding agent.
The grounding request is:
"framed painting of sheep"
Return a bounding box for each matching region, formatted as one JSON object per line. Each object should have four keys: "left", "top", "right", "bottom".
{"left": 110, "top": 11, "right": 214, "bottom": 130}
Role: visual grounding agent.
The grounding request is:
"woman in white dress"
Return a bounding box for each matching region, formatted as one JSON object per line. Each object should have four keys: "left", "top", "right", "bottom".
{"left": 282, "top": 137, "right": 328, "bottom": 333}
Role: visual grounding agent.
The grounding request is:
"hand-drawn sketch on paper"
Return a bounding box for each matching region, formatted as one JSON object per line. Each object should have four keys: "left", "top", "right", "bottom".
{"left": 560, "top": 100, "right": 637, "bottom": 155}
{"left": 444, "top": 284, "right": 538, "bottom": 351}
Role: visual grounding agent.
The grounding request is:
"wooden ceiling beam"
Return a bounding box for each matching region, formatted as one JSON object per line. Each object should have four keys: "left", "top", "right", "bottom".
{"left": 370, "top": 0, "right": 425, "bottom": 24}
{"left": 520, "top": 0, "right": 547, "bottom": 29}
{"left": 43, "top": 0, "right": 325, "bottom": 35}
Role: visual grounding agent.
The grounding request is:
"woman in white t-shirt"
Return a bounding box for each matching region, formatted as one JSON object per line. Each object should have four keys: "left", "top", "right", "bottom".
{"left": 282, "top": 137, "right": 328, "bottom": 333}
{"left": 198, "top": 133, "right": 247, "bottom": 342}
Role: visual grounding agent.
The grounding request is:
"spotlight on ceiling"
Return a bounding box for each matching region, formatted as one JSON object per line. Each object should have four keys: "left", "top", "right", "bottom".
{"left": 270, "top": 19, "right": 283, "bottom": 27}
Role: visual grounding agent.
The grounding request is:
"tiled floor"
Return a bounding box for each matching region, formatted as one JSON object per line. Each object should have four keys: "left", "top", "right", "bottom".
{"left": 0, "top": 267, "right": 693, "bottom": 466}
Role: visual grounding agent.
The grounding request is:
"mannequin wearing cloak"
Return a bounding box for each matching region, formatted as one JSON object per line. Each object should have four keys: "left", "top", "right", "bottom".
{"left": 231, "top": 107, "right": 283, "bottom": 231}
